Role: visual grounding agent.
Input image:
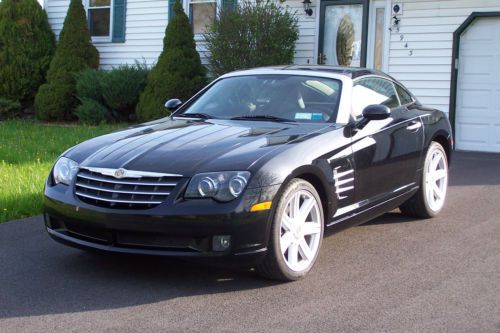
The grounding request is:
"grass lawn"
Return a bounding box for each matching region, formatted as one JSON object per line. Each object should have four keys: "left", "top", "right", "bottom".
{"left": 0, "top": 120, "right": 124, "bottom": 223}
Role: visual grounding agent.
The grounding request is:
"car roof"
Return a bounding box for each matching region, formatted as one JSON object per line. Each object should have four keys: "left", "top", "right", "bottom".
{"left": 226, "top": 65, "right": 394, "bottom": 80}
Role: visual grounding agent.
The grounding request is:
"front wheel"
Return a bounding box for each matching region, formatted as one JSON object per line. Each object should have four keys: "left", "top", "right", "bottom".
{"left": 400, "top": 141, "right": 449, "bottom": 218}
{"left": 256, "top": 179, "right": 324, "bottom": 281}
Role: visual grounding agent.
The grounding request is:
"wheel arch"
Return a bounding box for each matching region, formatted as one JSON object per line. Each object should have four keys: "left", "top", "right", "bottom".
{"left": 430, "top": 131, "right": 452, "bottom": 165}
{"left": 281, "top": 165, "right": 336, "bottom": 226}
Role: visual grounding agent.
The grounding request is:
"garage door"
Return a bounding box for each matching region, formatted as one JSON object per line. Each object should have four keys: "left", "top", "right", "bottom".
{"left": 456, "top": 17, "right": 500, "bottom": 152}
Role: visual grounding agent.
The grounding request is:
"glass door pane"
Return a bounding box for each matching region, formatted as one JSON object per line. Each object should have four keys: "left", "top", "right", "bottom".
{"left": 373, "top": 7, "right": 385, "bottom": 70}
{"left": 323, "top": 4, "right": 363, "bottom": 66}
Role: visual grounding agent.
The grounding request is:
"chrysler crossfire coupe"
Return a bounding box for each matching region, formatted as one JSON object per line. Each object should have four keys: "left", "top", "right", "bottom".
{"left": 44, "top": 66, "right": 452, "bottom": 281}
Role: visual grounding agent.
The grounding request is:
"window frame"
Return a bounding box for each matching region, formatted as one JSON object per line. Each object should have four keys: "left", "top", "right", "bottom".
{"left": 394, "top": 83, "right": 416, "bottom": 106}
{"left": 177, "top": 0, "right": 223, "bottom": 38}
{"left": 85, "top": 0, "right": 114, "bottom": 43}
{"left": 188, "top": 0, "right": 217, "bottom": 36}
{"left": 351, "top": 75, "right": 402, "bottom": 119}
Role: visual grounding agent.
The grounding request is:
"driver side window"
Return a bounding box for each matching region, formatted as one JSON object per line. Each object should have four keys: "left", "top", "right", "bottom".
{"left": 351, "top": 77, "right": 400, "bottom": 118}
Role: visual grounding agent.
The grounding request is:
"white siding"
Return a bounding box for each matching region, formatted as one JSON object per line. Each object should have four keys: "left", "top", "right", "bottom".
{"left": 287, "top": 1, "right": 317, "bottom": 65}
{"left": 46, "top": 0, "right": 168, "bottom": 70}
{"left": 387, "top": 0, "right": 500, "bottom": 114}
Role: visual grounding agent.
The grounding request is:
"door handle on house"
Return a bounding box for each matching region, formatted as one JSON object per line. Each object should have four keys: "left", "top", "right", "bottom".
{"left": 406, "top": 121, "right": 422, "bottom": 132}
{"left": 317, "top": 52, "right": 327, "bottom": 65}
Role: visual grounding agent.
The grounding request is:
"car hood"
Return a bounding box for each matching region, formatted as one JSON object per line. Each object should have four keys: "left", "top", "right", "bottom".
{"left": 66, "top": 118, "right": 340, "bottom": 176}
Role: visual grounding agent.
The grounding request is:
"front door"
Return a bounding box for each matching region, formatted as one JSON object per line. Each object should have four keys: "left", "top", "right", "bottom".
{"left": 318, "top": 0, "right": 369, "bottom": 67}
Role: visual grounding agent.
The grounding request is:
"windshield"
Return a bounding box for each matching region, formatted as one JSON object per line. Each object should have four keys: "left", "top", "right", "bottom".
{"left": 179, "top": 75, "right": 342, "bottom": 123}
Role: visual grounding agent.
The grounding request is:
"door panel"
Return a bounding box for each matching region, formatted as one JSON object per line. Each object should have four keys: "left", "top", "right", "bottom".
{"left": 351, "top": 109, "right": 423, "bottom": 206}
{"left": 318, "top": 0, "right": 369, "bottom": 66}
{"left": 349, "top": 77, "right": 424, "bottom": 209}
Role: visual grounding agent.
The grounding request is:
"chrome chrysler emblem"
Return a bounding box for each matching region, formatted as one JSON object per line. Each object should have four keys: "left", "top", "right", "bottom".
{"left": 114, "top": 168, "right": 126, "bottom": 178}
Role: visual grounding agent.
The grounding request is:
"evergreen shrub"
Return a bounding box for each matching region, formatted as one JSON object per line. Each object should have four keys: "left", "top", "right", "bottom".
{"left": 136, "top": 0, "right": 206, "bottom": 121}
{"left": 35, "top": 0, "right": 99, "bottom": 121}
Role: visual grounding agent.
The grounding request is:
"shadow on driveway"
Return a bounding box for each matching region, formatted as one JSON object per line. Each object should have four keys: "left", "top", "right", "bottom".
{"left": 0, "top": 216, "right": 277, "bottom": 319}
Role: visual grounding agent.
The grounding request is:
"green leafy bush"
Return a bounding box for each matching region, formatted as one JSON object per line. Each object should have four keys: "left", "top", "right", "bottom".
{"left": 102, "top": 63, "right": 148, "bottom": 120}
{"left": 203, "top": 0, "right": 299, "bottom": 76}
{"left": 34, "top": 83, "right": 74, "bottom": 121}
{"left": 0, "top": 97, "right": 22, "bottom": 120}
{"left": 76, "top": 68, "right": 106, "bottom": 103}
{"left": 75, "top": 64, "right": 148, "bottom": 122}
{"left": 34, "top": 0, "right": 99, "bottom": 121}
{"left": 0, "top": 0, "right": 55, "bottom": 106}
{"left": 74, "top": 98, "right": 109, "bottom": 125}
{"left": 136, "top": 0, "right": 206, "bottom": 121}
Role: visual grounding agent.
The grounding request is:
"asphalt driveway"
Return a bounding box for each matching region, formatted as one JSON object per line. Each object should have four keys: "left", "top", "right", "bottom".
{"left": 0, "top": 151, "right": 499, "bottom": 332}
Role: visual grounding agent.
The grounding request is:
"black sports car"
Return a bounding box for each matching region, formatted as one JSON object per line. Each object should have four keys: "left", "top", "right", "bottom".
{"left": 44, "top": 66, "right": 452, "bottom": 281}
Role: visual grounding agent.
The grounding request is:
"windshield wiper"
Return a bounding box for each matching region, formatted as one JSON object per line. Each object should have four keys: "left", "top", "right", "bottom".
{"left": 230, "top": 115, "right": 295, "bottom": 122}
{"left": 173, "top": 113, "right": 214, "bottom": 119}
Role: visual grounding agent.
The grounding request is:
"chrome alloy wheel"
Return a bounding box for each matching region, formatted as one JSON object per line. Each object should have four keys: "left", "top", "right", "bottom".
{"left": 424, "top": 146, "right": 448, "bottom": 212}
{"left": 279, "top": 190, "right": 322, "bottom": 272}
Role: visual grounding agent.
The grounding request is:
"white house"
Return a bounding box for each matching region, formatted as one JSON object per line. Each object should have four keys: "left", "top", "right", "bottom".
{"left": 43, "top": 0, "right": 500, "bottom": 153}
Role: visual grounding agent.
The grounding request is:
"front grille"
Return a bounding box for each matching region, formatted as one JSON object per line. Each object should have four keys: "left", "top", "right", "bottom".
{"left": 74, "top": 168, "right": 182, "bottom": 209}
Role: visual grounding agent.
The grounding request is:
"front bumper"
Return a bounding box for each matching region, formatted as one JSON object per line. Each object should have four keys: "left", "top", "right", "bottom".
{"left": 44, "top": 180, "right": 280, "bottom": 266}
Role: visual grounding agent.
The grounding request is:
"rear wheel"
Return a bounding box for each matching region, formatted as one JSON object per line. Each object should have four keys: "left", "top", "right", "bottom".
{"left": 400, "top": 141, "right": 448, "bottom": 218}
{"left": 256, "top": 179, "right": 324, "bottom": 281}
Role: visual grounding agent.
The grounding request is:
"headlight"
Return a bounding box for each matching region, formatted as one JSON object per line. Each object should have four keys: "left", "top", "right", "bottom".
{"left": 52, "top": 157, "right": 79, "bottom": 185}
{"left": 185, "top": 171, "right": 251, "bottom": 202}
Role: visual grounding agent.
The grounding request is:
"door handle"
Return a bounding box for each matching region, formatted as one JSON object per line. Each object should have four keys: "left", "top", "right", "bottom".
{"left": 318, "top": 52, "right": 327, "bottom": 65}
{"left": 406, "top": 121, "right": 422, "bottom": 132}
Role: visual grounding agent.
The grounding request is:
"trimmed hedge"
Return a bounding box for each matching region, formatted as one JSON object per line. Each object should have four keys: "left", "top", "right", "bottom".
{"left": 35, "top": 0, "right": 99, "bottom": 121}
{"left": 0, "top": 0, "right": 55, "bottom": 106}
{"left": 102, "top": 63, "right": 148, "bottom": 120}
{"left": 74, "top": 63, "right": 148, "bottom": 123}
{"left": 74, "top": 98, "right": 109, "bottom": 125}
{"left": 136, "top": 0, "right": 206, "bottom": 121}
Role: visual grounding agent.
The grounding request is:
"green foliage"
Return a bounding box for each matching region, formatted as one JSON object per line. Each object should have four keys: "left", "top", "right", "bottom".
{"left": 203, "top": 0, "right": 299, "bottom": 76}
{"left": 76, "top": 68, "right": 106, "bottom": 103}
{"left": 0, "top": 120, "right": 123, "bottom": 223}
{"left": 136, "top": 0, "right": 206, "bottom": 121}
{"left": 34, "top": 0, "right": 99, "bottom": 121}
{"left": 0, "top": 0, "right": 55, "bottom": 106}
{"left": 34, "top": 83, "right": 74, "bottom": 121}
{"left": 74, "top": 98, "right": 110, "bottom": 125}
{"left": 0, "top": 97, "right": 22, "bottom": 120}
{"left": 102, "top": 63, "right": 149, "bottom": 120}
{"left": 74, "top": 63, "right": 149, "bottom": 122}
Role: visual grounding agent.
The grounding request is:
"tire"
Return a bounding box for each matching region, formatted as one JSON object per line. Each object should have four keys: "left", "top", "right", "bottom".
{"left": 256, "top": 178, "right": 324, "bottom": 281}
{"left": 400, "top": 141, "right": 449, "bottom": 218}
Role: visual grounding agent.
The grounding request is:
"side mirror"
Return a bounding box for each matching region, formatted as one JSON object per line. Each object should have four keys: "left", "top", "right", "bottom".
{"left": 362, "top": 104, "right": 391, "bottom": 121}
{"left": 164, "top": 99, "right": 182, "bottom": 112}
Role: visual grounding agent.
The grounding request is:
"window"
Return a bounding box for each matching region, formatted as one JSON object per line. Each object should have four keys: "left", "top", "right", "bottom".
{"left": 88, "top": 0, "right": 112, "bottom": 38}
{"left": 182, "top": 75, "right": 342, "bottom": 123}
{"left": 373, "top": 7, "right": 385, "bottom": 70}
{"left": 352, "top": 77, "right": 400, "bottom": 117}
{"left": 169, "top": 0, "right": 236, "bottom": 34}
{"left": 190, "top": 0, "right": 216, "bottom": 34}
{"left": 395, "top": 84, "right": 414, "bottom": 105}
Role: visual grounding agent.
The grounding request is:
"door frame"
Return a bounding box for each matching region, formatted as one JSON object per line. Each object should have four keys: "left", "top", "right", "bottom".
{"left": 318, "top": 0, "right": 370, "bottom": 67}
{"left": 449, "top": 11, "right": 500, "bottom": 137}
